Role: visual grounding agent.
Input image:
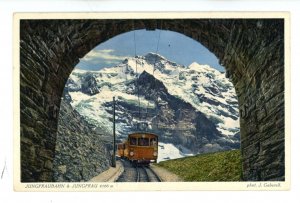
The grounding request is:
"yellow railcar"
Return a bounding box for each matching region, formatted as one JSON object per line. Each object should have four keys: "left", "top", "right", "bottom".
{"left": 117, "top": 132, "right": 158, "bottom": 164}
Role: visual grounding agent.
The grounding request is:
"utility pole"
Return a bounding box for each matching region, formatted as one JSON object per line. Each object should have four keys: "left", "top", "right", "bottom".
{"left": 112, "top": 96, "right": 116, "bottom": 167}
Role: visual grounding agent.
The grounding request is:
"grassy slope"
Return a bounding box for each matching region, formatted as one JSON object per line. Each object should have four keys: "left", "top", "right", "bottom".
{"left": 156, "top": 149, "right": 242, "bottom": 181}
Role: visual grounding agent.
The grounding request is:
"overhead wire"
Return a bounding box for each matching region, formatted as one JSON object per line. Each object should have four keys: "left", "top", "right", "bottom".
{"left": 151, "top": 22, "right": 162, "bottom": 130}
{"left": 132, "top": 20, "right": 163, "bottom": 131}
{"left": 133, "top": 22, "right": 142, "bottom": 129}
{"left": 142, "top": 26, "right": 162, "bottom": 129}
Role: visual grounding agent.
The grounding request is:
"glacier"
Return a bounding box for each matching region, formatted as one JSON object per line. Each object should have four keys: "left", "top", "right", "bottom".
{"left": 62, "top": 52, "right": 240, "bottom": 161}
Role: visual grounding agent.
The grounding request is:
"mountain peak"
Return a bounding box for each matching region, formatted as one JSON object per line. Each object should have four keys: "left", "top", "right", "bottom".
{"left": 188, "top": 62, "right": 219, "bottom": 73}
{"left": 189, "top": 62, "right": 201, "bottom": 67}
{"left": 145, "top": 52, "right": 166, "bottom": 59}
{"left": 144, "top": 52, "right": 167, "bottom": 64}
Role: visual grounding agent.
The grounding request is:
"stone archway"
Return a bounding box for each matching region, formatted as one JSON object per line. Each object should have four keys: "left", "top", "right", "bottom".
{"left": 20, "top": 18, "right": 285, "bottom": 182}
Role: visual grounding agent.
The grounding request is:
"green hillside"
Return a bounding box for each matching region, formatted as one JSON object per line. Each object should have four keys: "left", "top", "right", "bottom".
{"left": 156, "top": 149, "right": 242, "bottom": 181}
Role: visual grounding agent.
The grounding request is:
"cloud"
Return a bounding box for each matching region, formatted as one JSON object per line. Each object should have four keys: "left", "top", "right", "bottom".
{"left": 81, "top": 49, "right": 129, "bottom": 64}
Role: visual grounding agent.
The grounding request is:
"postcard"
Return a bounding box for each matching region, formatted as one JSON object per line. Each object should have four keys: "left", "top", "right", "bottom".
{"left": 13, "top": 12, "right": 290, "bottom": 191}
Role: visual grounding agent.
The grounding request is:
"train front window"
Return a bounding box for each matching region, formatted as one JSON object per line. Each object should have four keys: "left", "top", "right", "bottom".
{"left": 138, "top": 138, "right": 149, "bottom": 146}
{"left": 130, "top": 137, "right": 137, "bottom": 145}
{"left": 150, "top": 138, "right": 157, "bottom": 146}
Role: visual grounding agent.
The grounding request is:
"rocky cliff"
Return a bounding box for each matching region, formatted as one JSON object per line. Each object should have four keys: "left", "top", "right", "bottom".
{"left": 53, "top": 90, "right": 112, "bottom": 182}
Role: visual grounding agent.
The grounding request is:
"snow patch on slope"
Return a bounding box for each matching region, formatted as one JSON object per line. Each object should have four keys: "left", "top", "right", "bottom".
{"left": 157, "top": 142, "right": 194, "bottom": 163}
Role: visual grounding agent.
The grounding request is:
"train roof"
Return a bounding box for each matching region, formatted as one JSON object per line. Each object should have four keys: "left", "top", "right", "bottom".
{"left": 128, "top": 132, "right": 159, "bottom": 137}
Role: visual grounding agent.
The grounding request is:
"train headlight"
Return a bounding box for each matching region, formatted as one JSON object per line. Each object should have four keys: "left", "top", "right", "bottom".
{"left": 153, "top": 151, "right": 158, "bottom": 156}
{"left": 130, "top": 151, "right": 134, "bottom": 156}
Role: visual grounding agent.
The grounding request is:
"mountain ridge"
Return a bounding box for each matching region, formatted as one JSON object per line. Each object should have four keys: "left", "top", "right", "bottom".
{"left": 64, "top": 52, "right": 240, "bottom": 160}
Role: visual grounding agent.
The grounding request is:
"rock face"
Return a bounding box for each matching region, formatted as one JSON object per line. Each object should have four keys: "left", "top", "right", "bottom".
{"left": 81, "top": 73, "right": 100, "bottom": 95}
{"left": 135, "top": 71, "right": 224, "bottom": 152}
{"left": 19, "top": 19, "right": 285, "bottom": 182}
{"left": 53, "top": 91, "right": 112, "bottom": 182}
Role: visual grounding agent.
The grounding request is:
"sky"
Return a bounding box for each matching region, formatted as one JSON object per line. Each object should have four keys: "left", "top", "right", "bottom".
{"left": 75, "top": 29, "right": 225, "bottom": 72}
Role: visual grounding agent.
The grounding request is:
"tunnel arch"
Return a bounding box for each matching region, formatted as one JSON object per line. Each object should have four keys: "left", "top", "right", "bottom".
{"left": 20, "top": 18, "right": 285, "bottom": 181}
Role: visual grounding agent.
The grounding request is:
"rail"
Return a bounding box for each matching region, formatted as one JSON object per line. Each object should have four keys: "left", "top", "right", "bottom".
{"left": 116, "top": 160, "right": 161, "bottom": 182}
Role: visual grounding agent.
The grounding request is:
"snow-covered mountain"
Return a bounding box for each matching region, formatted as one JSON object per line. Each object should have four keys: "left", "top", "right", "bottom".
{"left": 63, "top": 53, "right": 240, "bottom": 160}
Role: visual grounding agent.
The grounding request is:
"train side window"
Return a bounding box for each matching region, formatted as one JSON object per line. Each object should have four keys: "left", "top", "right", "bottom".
{"left": 138, "top": 138, "right": 149, "bottom": 146}
{"left": 130, "top": 138, "right": 137, "bottom": 145}
{"left": 150, "top": 138, "right": 157, "bottom": 146}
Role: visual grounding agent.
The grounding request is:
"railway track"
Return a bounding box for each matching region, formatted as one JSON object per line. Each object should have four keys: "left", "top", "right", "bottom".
{"left": 116, "top": 160, "right": 161, "bottom": 182}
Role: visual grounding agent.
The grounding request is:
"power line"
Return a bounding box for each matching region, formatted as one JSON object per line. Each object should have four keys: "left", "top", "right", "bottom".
{"left": 133, "top": 25, "right": 142, "bottom": 127}
{"left": 153, "top": 29, "right": 162, "bottom": 75}
{"left": 152, "top": 27, "right": 162, "bottom": 129}
{"left": 132, "top": 22, "right": 163, "bottom": 131}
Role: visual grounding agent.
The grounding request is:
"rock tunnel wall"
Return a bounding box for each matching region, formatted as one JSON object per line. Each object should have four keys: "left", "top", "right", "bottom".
{"left": 19, "top": 18, "right": 285, "bottom": 181}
